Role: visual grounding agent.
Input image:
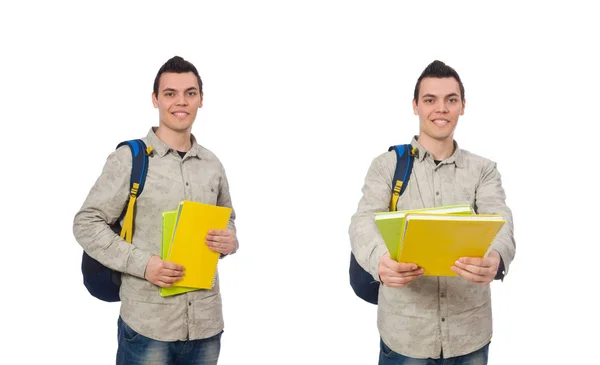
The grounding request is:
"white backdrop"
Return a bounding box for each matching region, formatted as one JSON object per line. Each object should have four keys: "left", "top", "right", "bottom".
{"left": 2, "top": 1, "right": 598, "bottom": 364}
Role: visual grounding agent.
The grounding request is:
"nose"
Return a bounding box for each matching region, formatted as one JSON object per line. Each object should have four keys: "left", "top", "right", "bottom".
{"left": 176, "top": 93, "right": 188, "bottom": 106}
{"left": 436, "top": 101, "right": 449, "bottom": 113}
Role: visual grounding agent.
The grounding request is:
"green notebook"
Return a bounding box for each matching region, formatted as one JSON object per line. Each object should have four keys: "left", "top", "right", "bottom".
{"left": 374, "top": 204, "right": 474, "bottom": 260}
{"left": 160, "top": 210, "right": 198, "bottom": 297}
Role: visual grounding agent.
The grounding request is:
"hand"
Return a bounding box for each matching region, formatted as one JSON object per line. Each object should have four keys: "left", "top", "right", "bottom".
{"left": 378, "top": 252, "right": 424, "bottom": 287}
{"left": 451, "top": 250, "right": 500, "bottom": 285}
{"left": 206, "top": 229, "right": 237, "bottom": 255}
{"left": 144, "top": 255, "right": 185, "bottom": 288}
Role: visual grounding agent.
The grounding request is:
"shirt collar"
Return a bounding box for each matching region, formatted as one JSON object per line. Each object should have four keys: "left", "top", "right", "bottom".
{"left": 410, "top": 136, "right": 464, "bottom": 168}
{"left": 146, "top": 127, "right": 203, "bottom": 158}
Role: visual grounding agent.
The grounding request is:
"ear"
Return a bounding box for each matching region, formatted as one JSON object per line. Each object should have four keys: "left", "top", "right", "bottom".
{"left": 460, "top": 98, "right": 466, "bottom": 116}
{"left": 198, "top": 91, "right": 204, "bottom": 108}
{"left": 412, "top": 99, "right": 418, "bottom": 115}
{"left": 152, "top": 92, "right": 159, "bottom": 108}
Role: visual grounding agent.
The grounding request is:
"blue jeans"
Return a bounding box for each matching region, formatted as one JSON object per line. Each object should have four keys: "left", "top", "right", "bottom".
{"left": 379, "top": 339, "right": 489, "bottom": 365}
{"left": 116, "top": 317, "right": 222, "bottom": 365}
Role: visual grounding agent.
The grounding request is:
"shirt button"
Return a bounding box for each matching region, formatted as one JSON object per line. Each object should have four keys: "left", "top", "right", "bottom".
{"left": 441, "top": 318, "right": 446, "bottom": 322}
{"left": 188, "top": 302, "right": 192, "bottom": 306}
{"left": 440, "top": 293, "right": 446, "bottom": 298}
{"left": 436, "top": 191, "right": 440, "bottom": 196}
{"left": 186, "top": 182, "right": 189, "bottom": 186}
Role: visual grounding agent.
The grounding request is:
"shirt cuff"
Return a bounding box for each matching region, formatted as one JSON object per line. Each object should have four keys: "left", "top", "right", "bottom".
{"left": 126, "top": 249, "right": 154, "bottom": 279}
{"left": 495, "top": 257, "right": 505, "bottom": 281}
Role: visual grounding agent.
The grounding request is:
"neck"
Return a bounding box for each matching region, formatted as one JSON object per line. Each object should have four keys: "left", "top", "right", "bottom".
{"left": 417, "top": 134, "right": 455, "bottom": 160}
{"left": 155, "top": 126, "right": 192, "bottom": 152}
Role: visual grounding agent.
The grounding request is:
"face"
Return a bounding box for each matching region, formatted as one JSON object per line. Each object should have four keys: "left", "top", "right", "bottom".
{"left": 152, "top": 72, "right": 203, "bottom": 133}
{"left": 413, "top": 77, "right": 465, "bottom": 143}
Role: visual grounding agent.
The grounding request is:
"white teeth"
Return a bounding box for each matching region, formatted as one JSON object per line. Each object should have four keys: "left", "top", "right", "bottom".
{"left": 433, "top": 119, "right": 449, "bottom": 126}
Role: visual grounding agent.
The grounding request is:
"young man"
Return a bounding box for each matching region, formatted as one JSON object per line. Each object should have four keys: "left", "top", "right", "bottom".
{"left": 349, "top": 60, "right": 515, "bottom": 365}
{"left": 73, "top": 56, "right": 237, "bottom": 365}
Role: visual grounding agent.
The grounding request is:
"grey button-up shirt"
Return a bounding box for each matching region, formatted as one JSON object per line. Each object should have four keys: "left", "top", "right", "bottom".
{"left": 73, "top": 128, "right": 237, "bottom": 341}
{"left": 349, "top": 137, "right": 515, "bottom": 359}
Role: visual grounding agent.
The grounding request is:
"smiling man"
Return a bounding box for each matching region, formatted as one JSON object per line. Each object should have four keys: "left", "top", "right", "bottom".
{"left": 74, "top": 56, "right": 238, "bottom": 365}
{"left": 349, "top": 60, "right": 515, "bottom": 365}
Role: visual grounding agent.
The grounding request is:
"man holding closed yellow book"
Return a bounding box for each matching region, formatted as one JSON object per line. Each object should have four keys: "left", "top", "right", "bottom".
{"left": 74, "top": 56, "right": 238, "bottom": 365}
{"left": 349, "top": 60, "right": 515, "bottom": 365}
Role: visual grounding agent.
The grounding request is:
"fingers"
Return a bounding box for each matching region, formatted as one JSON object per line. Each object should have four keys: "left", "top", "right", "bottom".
{"left": 206, "top": 238, "right": 235, "bottom": 254}
{"left": 161, "top": 268, "right": 184, "bottom": 278}
{"left": 207, "top": 229, "right": 233, "bottom": 238}
{"left": 383, "top": 273, "right": 423, "bottom": 287}
{"left": 454, "top": 260, "right": 490, "bottom": 276}
{"left": 457, "top": 256, "right": 494, "bottom": 267}
{"left": 206, "top": 230, "right": 236, "bottom": 254}
{"left": 162, "top": 261, "right": 185, "bottom": 272}
{"left": 381, "top": 255, "right": 418, "bottom": 273}
{"left": 206, "top": 244, "right": 234, "bottom": 254}
{"left": 452, "top": 259, "right": 496, "bottom": 285}
{"left": 379, "top": 265, "right": 424, "bottom": 288}
{"left": 451, "top": 265, "right": 490, "bottom": 285}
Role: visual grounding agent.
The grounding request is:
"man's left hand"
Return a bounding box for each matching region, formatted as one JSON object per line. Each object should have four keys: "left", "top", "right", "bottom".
{"left": 451, "top": 250, "right": 501, "bottom": 285}
{"left": 206, "top": 229, "right": 237, "bottom": 255}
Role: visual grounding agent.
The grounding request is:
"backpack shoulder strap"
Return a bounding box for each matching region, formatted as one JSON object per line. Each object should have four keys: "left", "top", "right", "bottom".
{"left": 116, "top": 139, "right": 151, "bottom": 242}
{"left": 388, "top": 144, "right": 416, "bottom": 212}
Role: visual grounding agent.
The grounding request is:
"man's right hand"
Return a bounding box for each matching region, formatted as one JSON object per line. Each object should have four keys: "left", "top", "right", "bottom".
{"left": 378, "top": 253, "right": 424, "bottom": 287}
{"left": 144, "top": 255, "right": 185, "bottom": 288}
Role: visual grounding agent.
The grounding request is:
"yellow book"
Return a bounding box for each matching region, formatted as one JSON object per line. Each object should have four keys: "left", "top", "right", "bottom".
{"left": 398, "top": 213, "right": 505, "bottom": 276}
{"left": 374, "top": 204, "right": 474, "bottom": 260}
{"left": 166, "top": 200, "right": 232, "bottom": 289}
{"left": 160, "top": 210, "right": 198, "bottom": 297}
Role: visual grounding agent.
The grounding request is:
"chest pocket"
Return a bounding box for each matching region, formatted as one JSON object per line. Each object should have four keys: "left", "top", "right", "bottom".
{"left": 198, "top": 185, "right": 219, "bottom": 205}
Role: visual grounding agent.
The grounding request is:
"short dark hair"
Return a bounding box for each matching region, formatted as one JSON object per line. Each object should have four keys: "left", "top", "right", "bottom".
{"left": 153, "top": 56, "right": 202, "bottom": 97}
{"left": 413, "top": 60, "right": 464, "bottom": 104}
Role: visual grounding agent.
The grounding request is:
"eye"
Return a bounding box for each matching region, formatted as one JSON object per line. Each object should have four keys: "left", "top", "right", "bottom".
{"left": 188, "top": 91, "right": 197, "bottom": 96}
{"left": 165, "top": 92, "right": 174, "bottom": 97}
{"left": 448, "top": 98, "right": 458, "bottom": 103}
{"left": 424, "top": 99, "right": 434, "bottom": 104}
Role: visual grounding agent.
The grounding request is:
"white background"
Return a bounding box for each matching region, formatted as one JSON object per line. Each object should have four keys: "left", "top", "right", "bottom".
{"left": 2, "top": 1, "right": 599, "bottom": 364}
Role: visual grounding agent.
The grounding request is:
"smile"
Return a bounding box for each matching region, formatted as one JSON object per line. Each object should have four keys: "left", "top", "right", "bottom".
{"left": 172, "top": 112, "right": 188, "bottom": 118}
{"left": 432, "top": 119, "right": 449, "bottom": 126}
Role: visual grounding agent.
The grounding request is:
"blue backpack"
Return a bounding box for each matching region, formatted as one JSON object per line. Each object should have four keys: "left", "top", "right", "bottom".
{"left": 349, "top": 144, "right": 416, "bottom": 304}
{"left": 81, "top": 139, "right": 151, "bottom": 302}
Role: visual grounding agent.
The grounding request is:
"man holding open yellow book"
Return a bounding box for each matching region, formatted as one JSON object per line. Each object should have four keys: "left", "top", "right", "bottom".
{"left": 74, "top": 56, "right": 238, "bottom": 365}
{"left": 349, "top": 60, "right": 515, "bottom": 364}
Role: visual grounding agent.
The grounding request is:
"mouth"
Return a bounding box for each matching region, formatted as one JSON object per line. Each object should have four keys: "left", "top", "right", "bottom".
{"left": 172, "top": 111, "right": 189, "bottom": 119}
{"left": 431, "top": 119, "right": 450, "bottom": 126}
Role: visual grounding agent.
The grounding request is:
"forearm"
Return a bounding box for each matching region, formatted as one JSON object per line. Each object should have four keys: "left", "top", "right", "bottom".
{"left": 349, "top": 154, "right": 395, "bottom": 280}
{"left": 476, "top": 161, "right": 516, "bottom": 276}
{"left": 350, "top": 212, "right": 388, "bottom": 281}
{"left": 218, "top": 164, "right": 238, "bottom": 256}
{"left": 73, "top": 209, "right": 153, "bottom": 278}
{"left": 72, "top": 147, "right": 153, "bottom": 279}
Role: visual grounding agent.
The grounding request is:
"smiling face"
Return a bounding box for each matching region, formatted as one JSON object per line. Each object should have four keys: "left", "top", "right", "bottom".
{"left": 152, "top": 72, "right": 203, "bottom": 133}
{"left": 413, "top": 77, "right": 465, "bottom": 144}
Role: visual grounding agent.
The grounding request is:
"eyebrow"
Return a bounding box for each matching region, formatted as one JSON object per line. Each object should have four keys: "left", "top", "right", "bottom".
{"left": 421, "top": 93, "right": 460, "bottom": 99}
{"left": 161, "top": 87, "right": 199, "bottom": 93}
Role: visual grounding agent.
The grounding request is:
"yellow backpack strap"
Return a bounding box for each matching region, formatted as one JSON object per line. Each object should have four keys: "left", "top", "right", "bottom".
{"left": 120, "top": 183, "right": 139, "bottom": 243}
{"left": 115, "top": 139, "right": 151, "bottom": 243}
{"left": 389, "top": 180, "right": 403, "bottom": 212}
{"left": 387, "top": 144, "right": 416, "bottom": 211}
